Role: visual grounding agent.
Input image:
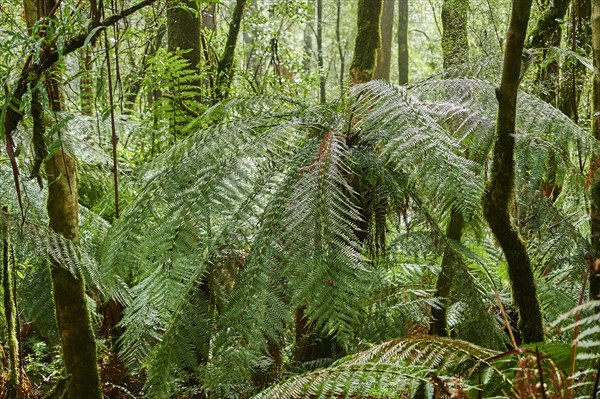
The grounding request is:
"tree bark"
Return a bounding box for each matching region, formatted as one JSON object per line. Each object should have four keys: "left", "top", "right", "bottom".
{"left": 528, "top": 0, "right": 572, "bottom": 105}
{"left": 2, "top": 206, "right": 21, "bottom": 397}
{"left": 589, "top": 0, "right": 600, "bottom": 301}
{"left": 215, "top": 0, "right": 249, "bottom": 100}
{"left": 167, "top": 0, "right": 201, "bottom": 77}
{"left": 336, "top": 0, "right": 346, "bottom": 92}
{"left": 429, "top": 0, "right": 469, "bottom": 337}
{"left": 559, "top": 0, "right": 591, "bottom": 122}
{"left": 429, "top": 210, "right": 463, "bottom": 336}
{"left": 441, "top": 0, "right": 469, "bottom": 69}
{"left": 483, "top": 0, "right": 544, "bottom": 344}
{"left": 374, "top": 0, "right": 395, "bottom": 80}
{"left": 317, "top": 0, "right": 326, "bottom": 103}
{"left": 397, "top": 0, "right": 409, "bottom": 84}
{"left": 46, "top": 152, "right": 103, "bottom": 399}
{"left": 350, "top": 0, "right": 383, "bottom": 85}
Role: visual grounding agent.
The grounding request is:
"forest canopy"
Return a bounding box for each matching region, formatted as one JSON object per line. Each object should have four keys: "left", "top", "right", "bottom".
{"left": 0, "top": 0, "right": 599, "bottom": 398}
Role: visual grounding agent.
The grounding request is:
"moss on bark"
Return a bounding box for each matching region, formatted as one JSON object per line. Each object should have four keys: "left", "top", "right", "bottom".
{"left": 46, "top": 152, "right": 102, "bottom": 399}
{"left": 483, "top": 0, "right": 544, "bottom": 344}
{"left": 350, "top": 0, "right": 383, "bottom": 85}
{"left": 441, "top": 0, "right": 469, "bottom": 69}
{"left": 2, "top": 206, "right": 21, "bottom": 395}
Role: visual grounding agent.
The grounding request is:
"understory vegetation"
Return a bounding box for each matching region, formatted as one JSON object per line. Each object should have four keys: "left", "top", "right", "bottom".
{"left": 0, "top": 0, "right": 599, "bottom": 398}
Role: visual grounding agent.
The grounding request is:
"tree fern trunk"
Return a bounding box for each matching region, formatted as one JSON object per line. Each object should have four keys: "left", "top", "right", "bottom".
{"left": 350, "top": 0, "right": 383, "bottom": 85}
{"left": 483, "top": 0, "right": 544, "bottom": 343}
{"left": 589, "top": 0, "right": 600, "bottom": 301}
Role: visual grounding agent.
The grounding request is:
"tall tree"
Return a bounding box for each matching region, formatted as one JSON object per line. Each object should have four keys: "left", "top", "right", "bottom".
{"left": 350, "top": 0, "right": 384, "bottom": 85}
{"left": 374, "top": 0, "right": 395, "bottom": 80}
{"left": 589, "top": 0, "right": 600, "bottom": 301}
{"left": 441, "top": 0, "right": 469, "bottom": 69}
{"left": 397, "top": 0, "right": 408, "bottom": 84}
{"left": 483, "top": 0, "right": 544, "bottom": 343}
{"left": 429, "top": 0, "right": 469, "bottom": 337}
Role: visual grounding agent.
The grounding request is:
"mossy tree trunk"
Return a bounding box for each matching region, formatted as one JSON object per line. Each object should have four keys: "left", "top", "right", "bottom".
{"left": 350, "top": 0, "right": 383, "bottom": 85}
{"left": 483, "top": 0, "right": 544, "bottom": 343}
{"left": 2, "top": 206, "right": 21, "bottom": 397}
{"left": 589, "top": 0, "right": 600, "bottom": 301}
{"left": 429, "top": 0, "right": 469, "bottom": 337}
{"left": 21, "top": 0, "right": 104, "bottom": 396}
{"left": 528, "top": 0, "right": 571, "bottom": 105}
{"left": 167, "top": 0, "right": 201, "bottom": 78}
{"left": 46, "top": 152, "right": 103, "bottom": 399}
{"left": 215, "top": 0, "right": 248, "bottom": 100}
{"left": 317, "top": 0, "right": 326, "bottom": 103}
{"left": 374, "top": 0, "right": 395, "bottom": 80}
{"left": 397, "top": 0, "right": 409, "bottom": 84}
{"left": 441, "top": 0, "right": 469, "bottom": 69}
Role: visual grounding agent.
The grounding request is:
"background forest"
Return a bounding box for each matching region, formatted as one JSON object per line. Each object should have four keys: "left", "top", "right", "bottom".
{"left": 0, "top": 0, "right": 599, "bottom": 398}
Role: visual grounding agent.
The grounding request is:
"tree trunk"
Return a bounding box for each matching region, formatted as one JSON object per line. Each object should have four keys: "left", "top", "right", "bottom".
{"left": 215, "top": 0, "right": 249, "bottom": 100}
{"left": 350, "top": 0, "right": 383, "bottom": 85}
{"left": 528, "top": 0, "right": 571, "bottom": 105}
{"left": 374, "top": 0, "right": 395, "bottom": 80}
{"left": 441, "top": 0, "right": 469, "bottom": 69}
{"left": 397, "top": 0, "right": 409, "bottom": 84}
{"left": 317, "top": 0, "right": 326, "bottom": 103}
{"left": 2, "top": 206, "right": 21, "bottom": 397}
{"left": 336, "top": 0, "right": 346, "bottom": 92}
{"left": 482, "top": 0, "right": 544, "bottom": 343}
{"left": 589, "top": 0, "right": 600, "bottom": 301}
{"left": 47, "top": 152, "right": 103, "bottom": 399}
{"left": 430, "top": 210, "right": 463, "bottom": 336}
{"left": 167, "top": 0, "right": 201, "bottom": 76}
{"left": 21, "top": 0, "right": 104, "bottom": 396}
{"left": 429, "top": 0, "right": 469, "bottom": 337}
{"left": 559, "top": 0, "right": 591, "bottom": 122}
{"left": 167, "top": 0, "right": 201, "bottom": 132}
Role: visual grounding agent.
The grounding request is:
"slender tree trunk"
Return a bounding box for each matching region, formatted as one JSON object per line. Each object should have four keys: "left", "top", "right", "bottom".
{"left": 317, "top": 0, "right": 326, "bottom": 103}
{"left": 589, "top": 0, "right": 600, "bottom": 301}
{"left": 336, "top": 0, "right": 346, "bottom": 92}
{"left": 374, "top": 0, "right": 395, "bottom": 80}
{"left": 441, "top": 0, "right": 469, "bottom": 69}
{"left": 397, "top": 0, "right": 408, "bottom": 84}
{"left": 215, "top": 0, "right": 249, "bottom": 100}
{"left": 559, "top": 0, "right": 591, "bottom": 121}
{"left": 350, "top": 0, "right": 384, "bottom": 85}
{"left": 483, "top": 0, "right": 544, "bottom": 343}
{"left": 2, "top": 206, "right": 21, "bottom": 397}
{"left": 80, "top": 48, "right": 94, "bottom": 115}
